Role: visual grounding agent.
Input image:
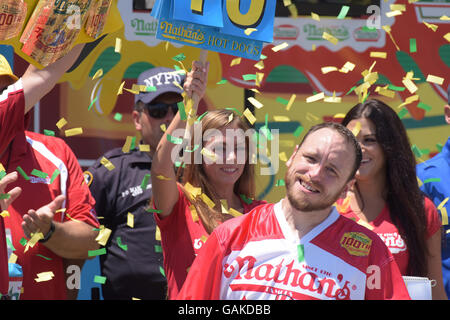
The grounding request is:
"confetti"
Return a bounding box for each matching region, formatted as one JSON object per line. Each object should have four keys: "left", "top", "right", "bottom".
{"left": 272, "top": 42, "right": 289, "bottom": 52}
{"left": 114, "top": 37, "right": 122, "bottom": 53}
{"left": 351, "top": 121, "right": 361, "bottom": 137}
{"left": 95, "top": 226, "right": 112, "bottom": 246}
{"left": 56, "top": 118, "right": 67, "bottom": 129}
{"left": 94, "top": 275, "right": 107, "bottom": 284}
{"left": 35, "top": 271, "right": 54, "bottom": 282}
{"left": 297, "top": 244, "right": 305, "bottom": 262}
{"left": 293, "top": 125, "right": 304, "bottom": 138}
{"left": 321, "top": 66, "right": 338, "bottom": 74}
{"left": 337, "top": 5, "right": 350, "bottom": 19}
{"left": 244, "top": 28, "right": 257, "bottom": 36}
{"left": 247, "top": 97, "right": 263, "bottom": 109}
{"left": 243, "top": 108, "right": 256, "bottom": 125}
{"left": 166, "top": 133, "right": 183, "bottom": 145}
{"left": 340, "top": 61, "right": 355, "bottom": 73}
{"left": 322, "top": 32, "right": 338, "bottom": 45}
{"left": 273, "top": 116, "right": 290, "bottom": 122}
{"left": 116, "top": 237, "right": 128, "bottom": 251}
{"left": 423, "top": 21, "right": 438, "bottom": 32}
{"left": 88, "top": 248, "right": 106, "bottom": 257}
{"left": 200, "top": 148, "right": 217, "bottom": 162}
{"left": 100, "top": 157, "right": 115, "bottom": 171}
{"left": 31, "top": 169, "right": 48, "bottom": 179}
{"left": 122, "top": 136, "right": 135, "bottom": 153}
{"left": 306, "top": 92, "right": 324, "bottom": 103}
{"left": 139, "top": 144, "right": 150, "bottom": 152}
{"left": 426, "top": 75, "right": 444, "bottom": 85}
{"left": 220, "top": 199, "right": 229, "bottom": 214}
{"left": 445, "top": 33, "right": 450, "bottom": 43}
{"left": 370, "top": 52, "right": 387, "bottom": 59}
{"left": 92, "top": 69, "right": 103, "bottom": 80}
{"left": 286, "top": 94, "right": 296, "bottom": 111}
{"left": 228, "top": 208, "right": 242, "bottom": 217}
{"left": 16, "top": 166, "right": 29, "bottom": 181}
{"left": 386, "top": 10, "right": 402, "bottom": 18}
{"left": 117, "top": 81, "right": 125, "bottom": 95}
{"left": 113, "top": 113, "right": 123, "bottom": 121}
{"left": 43, "top": 129, "right": 55, "bottom": 136}
{"left": 140, "top": 174, "right": 151, "bottom": 191}
{"left": 230, "top": 57, "right": 241, "bottom": 66}
{"left": 311, "top": 12, "right": 320, "bottom": 21}
{"left": 65, "top": 128, "right": 83, "bottom": 137}
{"left": 382, "top": 25, "right": 400, "bottom": 51}
{"left": 410, "top": 38, "right": 417, "bottom": 53}
{"left": 200, "top": 193, "right": 215, "bottom": 209}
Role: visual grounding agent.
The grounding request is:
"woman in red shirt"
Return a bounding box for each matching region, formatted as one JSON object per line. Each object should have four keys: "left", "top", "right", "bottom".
{"left": 338, "top": 99, "right": 447, "bottom": 299}
{"left": 151, "top": 61, "right": 265, "bottom": 299}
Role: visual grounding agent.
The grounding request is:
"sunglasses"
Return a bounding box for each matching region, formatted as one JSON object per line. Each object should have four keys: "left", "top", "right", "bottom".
{"left": 145, "top": 102, "right": 179, "bottom": 119}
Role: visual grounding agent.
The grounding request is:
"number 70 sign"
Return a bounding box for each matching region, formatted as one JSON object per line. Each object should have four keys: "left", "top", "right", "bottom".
{"left": 151, "top": 0, "right": 277, "bottom": 60}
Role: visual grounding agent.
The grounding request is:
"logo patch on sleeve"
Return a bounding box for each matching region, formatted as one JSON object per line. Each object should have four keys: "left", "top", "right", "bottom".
{"left": 340, "top": 232, "right": 372, "bottom": 256}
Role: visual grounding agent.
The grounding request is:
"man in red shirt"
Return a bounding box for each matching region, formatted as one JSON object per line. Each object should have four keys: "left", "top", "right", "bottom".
{"left": 178, "top": 122, "right": 410, "bottom": 300}
{"left": 0, "top": 44, "right": 100, "bottom": 299}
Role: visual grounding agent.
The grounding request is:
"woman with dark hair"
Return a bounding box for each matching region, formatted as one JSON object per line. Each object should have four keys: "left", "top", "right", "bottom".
{"left": 150, "top": 61, "right": 265, "bottom": 299}
{"left": 338, "top": 99, "right": 447, "bottom": 299}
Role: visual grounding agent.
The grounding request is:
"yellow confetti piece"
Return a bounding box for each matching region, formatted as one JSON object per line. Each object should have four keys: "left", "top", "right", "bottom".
{"left": 0, "top": 210, "right": 9, "bottom": 217}
{"left": 375, "top": 86, "right": 396, "bottom": 99}
{"left": 417, "top": 176, "right": 423, "bottom": 187}
{"left": 441, "top": 15, "right": 450, "bottom": 21}
{"left": 397, "top": 95, "right": 419, "bottom": 109}
{"left": 426, "top": 75, "right": 444, "bottom": 85}
{"left": 220, "top": 199, "right": 229, "bottom": 214}
{"left": 382, "top": 25, "right": 400, "bottom": 51}
{"left": 244, "top": 28, "right": 257, "bottom": 36}
{"left": 273, "top": 115, "right": 290, "bottom": 122}
{"left": 95, "top": 226, "right": 112, "bottom": 246}
{"left": 324, "top": 92, "right": 342, "bottom": 103}
{"left": 306, "top": 92, "right": 324, "bottom": 103}
{"left": 247, "top": 97, "right": 263, "bottom": 109}
{"left": 200, "top": 235, "right": 208, "bottom": 243}
{"left": 155, "top": 226, "right": 161, "bottom": 241}
{"left": 127, "top": 212, "right": 134, "bottom": 228}
{"left": 243, "top": 108, "right": 256, "bottom": 125}
{"left": 92, "top": 69, "right": 103, "bottom": 80}
{"left": 370, "top": 51, "right": 387, "bottom": 59}
{"left": 117, "top": 81, "right": 125, "bottom": 95}
{"left": 254, "top": 60, "right": 264, "bottom": 70}
{"left": 402, "top": 78, "right": 418, "bottom": 94}
{"left": 272, "top": 42, "right": 289, "bottom": 52}
{"left": 8, "top": 253, "right": 17, "bottom": 264}
{"left": 255, "top": 72, "right": 264, "bottom": 87}
{"left": 185, "top": 182, "right": 202, "bottom": 198}
{"left": 441, "top": 207, "right": 449, "bottom": 226}
{"left": 357, "top": 219, "right": 375, "bottom": 231}
{"left": 311, "top": 12, "right": 320, "bottom": 21}
{"left": 200, "top": 193, "right": 215, "bottom": 209}
{"left": 122, "top": 136, "right": 134, "bottom": 153}
{"left": 230, "top": 57, "right": 241, "bottom": 67}
{"left": 65, "top": 128, "right": 83, "bottom": 137}
{"left": 283, "top": 0, "right": 292, "bottom": 6}
{"left": 156, "top": 175, "right": 171, "bottom": 181}
{"left": 279, "top": 152, "right": 288, "bottom": 162}
{"left": 100, "top": 157, "right": 115, "bottom": 171}
{"left": 65, "top": 212, "right": 82, "bottom": 223}
{"left": 386, "top": 10, "right": 402, "bottom": 18}
{"left": 339, "top": 61, "right": 355, "bottom": 73}
{"left": 390, "top": 4, "right": 406, "bottom": 11}
{"left": 139, "top": 144, "right": 150, "bottom": 152}
{"left": 56, "top": 118, "right": 67, "bottom": 129}
{"left": 423, "top": 21, "right": 438, "bottom": 32}
{"left": 25, "top": 232, "right": 44, "bottom": 253}
{"left": 333, "top": 113, "right": 346, "bottom": 119}
{"left": 321, "top": 66, "right": 338, "bottom": 74}
{"left": 160, "top": 124, "right": 167, "bottom": 132}
{"left": 114, "top": 38, "right": 122, "bottom": 53}
{"left": 351, "top": 121, "right": 361, "bottom": 137}
{"left": 35, "top": 271, "right": 54, "bottom": 282}
{"left": 335, "top": 196, "right": 351, "bottom": 212}
{"left": 172, "top": 81, "right": 183, "bottom": 91}
{"left": 287, "top": 3, "right": 298, "bottom": 18}
{"left": 437, "top": 197, "right": 449, "bottom": 211}
{"left": 228, "top": 208, "right": 243, "bottom": 217}
{"left": 286, "top": 94, "right": 296, "bottom": 111}
{"left": 322, "top": 32, "right": 338, "bottom": 45}
{"left": 445, "top": 33, "right": 450, "bottom": 43}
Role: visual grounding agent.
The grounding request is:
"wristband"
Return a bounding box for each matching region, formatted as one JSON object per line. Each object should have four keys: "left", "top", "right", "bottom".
{"left": 39, "top": 222, "right": 55, "bottom": 243}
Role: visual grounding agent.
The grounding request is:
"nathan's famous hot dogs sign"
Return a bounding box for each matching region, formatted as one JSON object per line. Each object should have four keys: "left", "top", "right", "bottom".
{"left": 0, "top": 0, "right": 123, "bottom": 68}
{"left": 152, "top": 0, "right": 277, "bottom": 60}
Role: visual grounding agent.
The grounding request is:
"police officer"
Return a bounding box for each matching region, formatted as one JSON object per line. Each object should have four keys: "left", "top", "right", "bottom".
{"left": 85, "top": 65, "right": 208, "bottom": 299}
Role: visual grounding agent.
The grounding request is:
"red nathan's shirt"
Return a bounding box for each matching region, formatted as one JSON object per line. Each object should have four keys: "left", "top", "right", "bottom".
{"left": 0, "top": 80, "right": 28, "bottom": 295}
{"left": 0, "top": 79, "right": 99, "bottom": 299}
{"left": 337, "top": 197, "right": 441, "bottom": 275}
{"left": 177, "top": 202, "right": 410, "bottom": 300}
{"left": 154, "top": 184, "right": 266, "bottom": 300}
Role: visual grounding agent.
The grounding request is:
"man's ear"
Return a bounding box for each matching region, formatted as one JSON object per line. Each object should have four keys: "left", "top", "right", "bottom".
{"left": 132, "top": 110, "right": 142, "bottom": 131}
{"left": 339, "top": 178, "right": 355, "bottom": 199}
{"left": 286, "top": 145, "right": 300, "bottom": 167}
{"left": 444, "top": 105, "right": 450, "bottom": 125}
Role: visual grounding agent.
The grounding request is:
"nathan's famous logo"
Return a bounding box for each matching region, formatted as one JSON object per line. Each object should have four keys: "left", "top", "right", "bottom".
{"left": 159, "top": 20, "right": 205, "bottom": 45}
{"left": 340, "top": 232, "right": 372, "bottom": 257}
{"left": 131, "top": 18, "right": 158, "bottom": 36}
{"left": 303, "top": 24, "right": 349, "bottom": 42}
{"left": 223, "top": 256, "right": 355, "bottom": 300}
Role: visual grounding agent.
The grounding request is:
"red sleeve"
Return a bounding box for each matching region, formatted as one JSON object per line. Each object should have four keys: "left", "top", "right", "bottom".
{"left": 153, "top": 184, "right": 187, "bottom": 231}
{"left": 0, "top": 79, "right": 26, "bottom": 155}
{"left": 62, "top": 140, "right": 99, "bottom": 228}
{"left": 177, "top": 231, "right": 224, "bottom": 300}
{"left": 365, "top": 237, "right": 411, "bottom": 300}
{"left": 424, "top": 197, "right": 441, "bottom": 239}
